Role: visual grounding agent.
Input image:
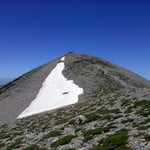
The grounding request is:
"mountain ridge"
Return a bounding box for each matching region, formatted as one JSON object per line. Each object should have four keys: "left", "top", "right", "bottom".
{"left": 0, "top": 52, "right": 150, "bottom": 150}
{"left": 0, "top": 52, "right": 150, "bottom": 124}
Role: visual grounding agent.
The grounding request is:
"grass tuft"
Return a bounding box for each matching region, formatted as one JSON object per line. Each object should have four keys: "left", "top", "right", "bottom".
{"left": 51, "top": 135, "right": 76, "bottom": 147}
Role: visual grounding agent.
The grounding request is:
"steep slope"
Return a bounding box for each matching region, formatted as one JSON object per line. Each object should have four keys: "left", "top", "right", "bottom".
{"left": 63, "top": 53, "right": 150, "bottom": 95}
{"left": 0, "top": 57, "right": 61, "bottom": 124}
{"left": 17, "top": 57, "right": 83, "bottom": 119}
{"left": 0, "top": 88, "right": 149, "bottom": 150}
{"left": 0, "top": 52, "right": 150, "bottom": 125}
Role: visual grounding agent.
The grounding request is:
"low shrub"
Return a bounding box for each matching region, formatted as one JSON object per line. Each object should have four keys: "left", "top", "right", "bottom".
{"left": 84, "top": 114, "right": 100, "bottom": 123}
{"left": 140, "top": 118, "right": 150, "bottom": 124}
{"left": 24, "top": 144, "right": 48, "bottom": 150}
{"left": 55, "top": 118, "right": 68, "bottom": 125}
{"left": 99, "top": 129, "right": 128, "bottom": 150}
{"left": 6, "top": 139, "right": 22, "bottom": 150}
{"left": 144, "top": 134, "right": 150, "bottom": 142}
{"left": 83, "top": 123, "right": 116, "bottom": 142}
{"left": 41, "top": 130, "right": 61, "bottom": 140}
{"left": 134, "top": 100, "right": 150, "bottom": 109}
{"left": 51, "top": 135, "right": 76, "bottom": 147}
{"left": 121, "top": 119, "right": 134, "bottom": 123}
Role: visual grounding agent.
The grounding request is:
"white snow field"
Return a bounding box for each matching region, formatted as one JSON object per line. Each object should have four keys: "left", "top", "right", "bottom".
{"left": 17, "top": 57, "right": 83, "bottom": 119}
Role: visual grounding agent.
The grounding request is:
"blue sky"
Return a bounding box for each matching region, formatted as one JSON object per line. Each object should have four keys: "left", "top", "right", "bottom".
{"left": 0, "top": 0, "right": 150, "bottom": 82}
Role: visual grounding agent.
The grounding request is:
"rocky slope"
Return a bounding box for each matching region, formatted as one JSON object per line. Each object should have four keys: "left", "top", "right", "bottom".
{"left": 0, "top": 53, "right": 150, "bottom": 124}
{"left": 0, "top": 52, "right": 150, "bottom": 150}
{"left": 0, "top": 88, "right": 150, "bottom": 150}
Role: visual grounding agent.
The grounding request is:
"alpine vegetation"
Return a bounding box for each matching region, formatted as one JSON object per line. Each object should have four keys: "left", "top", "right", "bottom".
{"left": 0, "top": 53, "right": 149, "bottom": 150}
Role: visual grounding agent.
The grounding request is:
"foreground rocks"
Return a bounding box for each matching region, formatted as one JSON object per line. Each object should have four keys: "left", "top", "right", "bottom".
{"left": 0, "top": 88, "right": 150, "bottom": 150}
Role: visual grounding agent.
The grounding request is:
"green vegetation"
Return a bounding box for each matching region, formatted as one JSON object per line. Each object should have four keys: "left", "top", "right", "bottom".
{"left": 113, "top": 115, "right": 123, "bottom": 119}
{"left": 137, "top": 125, "right": 150, "bottom": 130}
{"left": 55, "top": 118, "right": 69, "bottom": 125}
{"left": 125, "top": 107, "right": 133, "bottom": 113}
{"left": 121, "top": 119, "right": 134, "bottom": 123}
{"left": 101, "top": 114, "right": 113, "bottom": 120}
{"left": 0, "top": 131, "right": 11, "bottom": 139}
{"left": 0, "top": 142, "right": 5, "bottom": 148}
{"left": 121, "top": 99, "right": 131, "bottom": 106}
{"left": 84, "top": 114, "right": 100, "bottom": 123}
{"left": 144, "top": 134, "right": 150, "bottom": 142}
{"left": 137, "top": 109, "right": 150, "bottom": 117}
{"left": 89, "top": 130, "right": 130, "bottom": 150}
{"left": 96, "top": 108, "right": 120, "bottom": 114}
{"left": 134, "top": 100, "right": 150, "bottom": 117}
{"left": 83, "top": 123, "right": 116, "bottom": 142}
{"left": 0, "top": 87, "right": 149, "bottom": 150}
{"left": 24, "top": 144, "right": 48, "bottom": 150}
{"left": 83, "top": 127, "right": 102, "bottom": 142}
{"left": 134, "top": 100, "right": 150, "bottom": 108}
{"left": 6, "top": 139, "right": 22, "bottom": 150}
{"left": 41, "top": 130, "right": 61, "bottom": 140}
{"left": 83, "top": 109, "right": 118, "bottom": 123}
{"left": 99, "top": 129, "right": 128, "bottom": 150}
{"left": 89, "top": 146, "right": 103, "bottom": 150}
{"left": 64, "top": 148, "right": 76, "bottom": 150}
{"left": 133, "top": 132, "right": 144, "bottom": 137}
{"left": 51, "top": 135, "right": 76, "bottom": 147}
{"left": 140, "top": 118, "right": 150, "bottom": 124}
{"left": 109, "top": 109, "right": 121, "bottom": 113}
{"left": 24, "top": 145, "right": 39, "bottom": 150}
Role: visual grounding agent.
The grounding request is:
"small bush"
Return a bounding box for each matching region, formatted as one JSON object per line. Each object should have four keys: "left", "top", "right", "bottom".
{"left": 138, "top": 125, "right": 150, "bottom": 130}
{"left": 89, "top": 146, "right": 102, "bottom": 150}
{"left": 101, "top": 114, "right": 113, "bottom": 120}
{"left": 96, "top": 108, "right": 120, "bottom": 114}
{"left": 102, "top": 123, "right": 116, "bottom": 132}
{"left": 109, "top": 109, "right": 121, "bottom": 113}
{"left": 55, "top": 118, "right": 68, "bottom": 125}
{"left": 134, "top": 100, "right": 150, "bottom": 108}
{"left": 124, "top": 107, "right": 133, "bottom": 113}
{"left": 65, "top": 148, "right": 76, "bottom": 150}
{"left": 113, "top": 115, "right": 123, "bottom": 119}
{"left": 144, "top": 134, "right": 150, "bottom": 142}
{"left": 24, "top": 144, "right": 48, "bottom": 150}
{"left": 24, "top": 145, "right": 39, "bottom": 150}
{"left": 121, "top": 119, "right": 134, "bottom": 123}
{"left": 6, "top": 139, "right": 22, "bottom": 150}
{"left": 96, "top": 109, "right": 111, "bottom": 114}
{"left": 41, "top": 130, "right": 61, "bottom": 140}
{"left": 0, "top": 132, "right": 11, "bottom": 139}
{"left": 84, "top": 114, "right": 100, "bottom": 123}
{"left": 83, "top": 123, "right": 116, "bottom": 142}
{"left": 121, "top": 99, "right": 131, "bottom": 106}
{"left": 84, "top": 128, "right": 102, "bottom": 136}
{"left": 140, "top": 118, "right": 150, "bottom": 124}
{"left": 99, "top": 129, "right": 128, "bottom": 150}
{"left": 51, "top": 135, "right": 76, "bottom": 147}
{"left": 136, "top": 108, "right": 150, "bottom": 117}
{"left": 0, "top": 142, "right": 5, "bottom": 148}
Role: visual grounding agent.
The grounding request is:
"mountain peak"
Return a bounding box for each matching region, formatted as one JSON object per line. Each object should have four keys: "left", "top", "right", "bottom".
{"left": 0, "top": 53, "right": 150, "bottom": 150}
{"left": 0, "top": 53, "right": 150, "bottom": 124}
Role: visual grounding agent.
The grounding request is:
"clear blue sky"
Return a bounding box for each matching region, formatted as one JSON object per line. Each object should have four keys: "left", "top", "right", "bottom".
{"left": 0, "top": 0, "right": 150, "bottom": 81}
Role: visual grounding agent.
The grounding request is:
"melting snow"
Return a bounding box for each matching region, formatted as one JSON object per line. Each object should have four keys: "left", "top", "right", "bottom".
{"left": 17, "top": 57, "right": 83, "bottom": 119}
{"left": 61, "top": 56, "right": 65, "bottom": 61}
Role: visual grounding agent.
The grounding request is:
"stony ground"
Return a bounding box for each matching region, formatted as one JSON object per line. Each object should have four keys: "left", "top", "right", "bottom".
{"left": 0, "top": 87, "right": 149, "bottom": 150}
{"left": 1, "top": 52, "right": 150, "bottom": 125}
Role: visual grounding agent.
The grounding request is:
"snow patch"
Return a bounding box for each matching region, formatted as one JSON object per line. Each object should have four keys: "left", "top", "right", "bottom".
{"left": 61, "top": 57, "right": 65, "bottom": 61}
{"left": 17, "top": 56, "right": 83, "bottom": 119}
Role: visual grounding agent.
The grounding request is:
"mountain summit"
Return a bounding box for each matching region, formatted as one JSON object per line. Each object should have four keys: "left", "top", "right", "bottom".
{"left": 0, "top": 53, "right": 149, "bottom": 124}
{"left": 0, "top": 53, "right": 150, "bottom": 150}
